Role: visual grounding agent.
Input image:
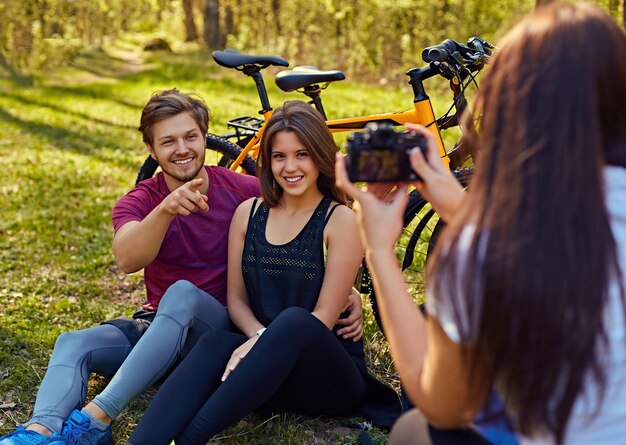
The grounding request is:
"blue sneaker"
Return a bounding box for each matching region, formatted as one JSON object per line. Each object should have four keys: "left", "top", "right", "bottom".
{"left": 60, "top": 411, "right": 112, "bottom": 445}
{"left": 0, "top": 426, "right": 66, "bottom": 444}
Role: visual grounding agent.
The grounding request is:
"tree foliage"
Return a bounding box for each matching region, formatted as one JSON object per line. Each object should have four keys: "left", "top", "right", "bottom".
{"left": 0, "top": 0, "right": 170, "bottom": 72}
{"left": 1, "top": 0, "right": 624, "bottom": 80}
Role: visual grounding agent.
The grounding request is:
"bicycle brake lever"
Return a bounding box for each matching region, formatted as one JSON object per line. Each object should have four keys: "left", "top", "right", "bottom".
{"left": 451, "top": 51, "right": 465, "bottom": 65}
{"left": 468, "top": 37, "right": 493, "bottom": 50}
{"left": 434, "top": 61, "right": 456, "bottom": 80}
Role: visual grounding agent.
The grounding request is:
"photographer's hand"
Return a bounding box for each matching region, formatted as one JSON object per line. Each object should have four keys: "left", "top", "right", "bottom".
{"left": 405, "top": 123, "right": 465, "bottom": 222}
{"left": 335, "top": 153, "right": 408, "bottom": 255}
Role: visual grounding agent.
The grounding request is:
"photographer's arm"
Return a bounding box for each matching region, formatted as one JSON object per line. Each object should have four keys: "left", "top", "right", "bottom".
{"left": 366, "top": 246, "right": 487, "bottom": 428}
{"left": 405, "top": 123, "right": 465, "bottom": 222}
{"left": 336, "top": 155, "right": 488, "bottom": 428}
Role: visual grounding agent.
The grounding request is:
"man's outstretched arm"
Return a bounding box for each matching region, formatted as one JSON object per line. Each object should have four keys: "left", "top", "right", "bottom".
{"left": 113, "top": 178, "right": 208, "bottom": 273}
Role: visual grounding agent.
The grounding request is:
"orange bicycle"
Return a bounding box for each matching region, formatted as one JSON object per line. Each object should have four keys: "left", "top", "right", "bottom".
{"left": 136, "top": 38, "right": 493, "bottom": 310}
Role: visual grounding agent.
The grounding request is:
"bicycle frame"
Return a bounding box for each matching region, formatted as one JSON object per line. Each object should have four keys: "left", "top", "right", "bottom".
{"left": 227, "top": 78, "right": 450, "bottom": 171}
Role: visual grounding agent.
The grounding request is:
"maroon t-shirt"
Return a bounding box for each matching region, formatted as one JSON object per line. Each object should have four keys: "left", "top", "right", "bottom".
{"left": 112, "top": 166, "right": 260, "bottom": 310}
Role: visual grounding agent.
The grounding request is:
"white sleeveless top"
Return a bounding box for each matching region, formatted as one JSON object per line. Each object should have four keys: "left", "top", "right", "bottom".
{"left": 426, "top": 166, "right": 626, "bottom": 444}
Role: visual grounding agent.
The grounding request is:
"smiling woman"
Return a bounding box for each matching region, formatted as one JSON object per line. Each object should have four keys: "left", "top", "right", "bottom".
{"left": 257, "top": 100, "right": 343, "bottom": 208}
{"left": 269, "top": 131, "right": 320, "bottom": 202}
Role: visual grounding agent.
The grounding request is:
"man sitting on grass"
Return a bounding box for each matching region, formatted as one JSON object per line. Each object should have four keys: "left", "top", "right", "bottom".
{"left": 0, "top": 89, "right": 363, "bottom": 445}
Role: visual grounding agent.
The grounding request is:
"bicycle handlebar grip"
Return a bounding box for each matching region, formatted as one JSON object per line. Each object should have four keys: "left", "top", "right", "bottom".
{"left": 425, "top": 47, "right": 449, "bottom": 62}
{"left": 422, "top": 39, "right": 462, "bottom": 63}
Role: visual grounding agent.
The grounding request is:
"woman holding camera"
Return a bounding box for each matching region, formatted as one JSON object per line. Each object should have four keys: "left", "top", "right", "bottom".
{"left": 337, "top": 2, "right": 626, "bottom": 444}
{"left": 126, "top": 100, "right": 400, "bottom": 445}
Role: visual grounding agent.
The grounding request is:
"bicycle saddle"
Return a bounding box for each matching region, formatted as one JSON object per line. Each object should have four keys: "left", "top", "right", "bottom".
{"left": 275, "top": 66, "right": 345, "bottom": 92}
{"left": 212, "top": 49, "right": 289, "bottom": 69}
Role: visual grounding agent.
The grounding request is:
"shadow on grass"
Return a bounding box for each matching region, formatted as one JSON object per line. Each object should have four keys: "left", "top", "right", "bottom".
{"left": 44, "top": 84, "right": 144, "bottom": 111}
{"left": 0, "top": 92, "right": 137, "bottom": 130}
{"left": 0, "top": 107, "right": 138, "bottom": 172}
{"left": 0, "top": 53, "right": 34, "bottom": 87}
{"left": 69, "top": 48, "right": 144, "bottom": 80}
{"left": 0, "top": 326, "right": 60, "bottom": 433}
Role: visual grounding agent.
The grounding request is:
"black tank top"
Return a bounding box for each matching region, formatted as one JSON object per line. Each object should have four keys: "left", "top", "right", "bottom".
{"left": 241, "top": 197, "right": 402, "bottom": 428}
{"left": 242, "top": 197, "right": 337, "bottom": 325}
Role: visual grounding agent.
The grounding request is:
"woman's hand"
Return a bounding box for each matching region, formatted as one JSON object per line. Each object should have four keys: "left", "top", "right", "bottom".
{"left": 335, "top": 153, "right": 408, "bottom": 255}
{"left": 221, "top": 335, "right": 260, "bottom": 381}
{"left": 405, "top": 123, "right": 465, "bottom": 222}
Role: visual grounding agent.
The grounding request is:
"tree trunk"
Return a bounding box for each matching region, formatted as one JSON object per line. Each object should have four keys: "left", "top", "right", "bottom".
{"left": 183, "top": 0, "right": 198, "bottom": 41}
{"left": 223, "top": 3, "right": 234, "bottom": 45}
{"left": 272, "top": 0, "right": 281, "bottom": 37}
{"left": 535, "top": 0, "right": 554, "bottom": 7}
{"left": 203, "top": 0, "right": 222, "bottom": 49}
{"left": 37, "top": 0, "right": 48, "bottom": 37}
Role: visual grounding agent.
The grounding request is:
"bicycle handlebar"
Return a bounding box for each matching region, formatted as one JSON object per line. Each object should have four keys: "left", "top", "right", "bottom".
{"left": 422, "top": 39, "right": 464, "bottom": 62}
{"left": 421, "top": 37, "right": 493, "bottom": 74}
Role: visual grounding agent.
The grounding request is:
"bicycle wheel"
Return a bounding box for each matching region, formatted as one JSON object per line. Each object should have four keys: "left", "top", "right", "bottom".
{"left": 398, "top": 191, "right": 442, "bottom": 300}
{"left": 216, "top": 133, "right": 255, "bottom": 167}
{"left": 206, "top": 133, "right": 257, "bottom": 176}
{"left": 135, "top": 156, "right": 159, "bottom": 185}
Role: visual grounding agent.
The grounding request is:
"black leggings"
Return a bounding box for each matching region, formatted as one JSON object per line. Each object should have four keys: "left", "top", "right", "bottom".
{"left": 128, "top": 307, "right": 366, "bottom": 445}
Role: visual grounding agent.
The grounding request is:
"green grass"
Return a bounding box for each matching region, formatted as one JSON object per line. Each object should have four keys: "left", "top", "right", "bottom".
{"left": 0, "top": 34, "right": 465, "bottom": 443}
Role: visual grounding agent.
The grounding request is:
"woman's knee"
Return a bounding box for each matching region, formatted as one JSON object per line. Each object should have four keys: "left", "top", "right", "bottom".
{"left": 271, "top": 307, "right": 317, "bottom": 331}
{"left": 389, "top": 409, "right": 433, "bottom": 445}
{"left": 265, "top": 308, "right": 328, "bottom": 352}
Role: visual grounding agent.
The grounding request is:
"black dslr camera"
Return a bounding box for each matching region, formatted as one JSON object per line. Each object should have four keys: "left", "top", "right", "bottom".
{"left": 346, "top": 122, "right": 427, "bottom": 182}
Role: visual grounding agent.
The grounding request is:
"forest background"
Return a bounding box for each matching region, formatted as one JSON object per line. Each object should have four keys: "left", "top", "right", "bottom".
{"left": 1, "top": 0, "right": 625, "bottom": 444}
{"left": 1, "top": 0, "right": 624, "bottom": 82}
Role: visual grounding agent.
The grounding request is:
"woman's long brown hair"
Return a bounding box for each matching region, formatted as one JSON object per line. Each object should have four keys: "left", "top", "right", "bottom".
{"left": 256, "top": 100, "right": 347, "bottom": 207}
{"left": 429, "top": 3, "right": 626, "bottom": 443}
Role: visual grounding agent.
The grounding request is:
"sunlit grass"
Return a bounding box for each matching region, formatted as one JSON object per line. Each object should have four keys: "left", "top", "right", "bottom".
{"left": 0, "top": 34, "right": 466, "bottom": 443}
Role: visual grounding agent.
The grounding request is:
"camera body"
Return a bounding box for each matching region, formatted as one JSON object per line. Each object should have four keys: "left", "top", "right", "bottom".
{"left": 346, "top": 122, "right": 427, "bottom": 183}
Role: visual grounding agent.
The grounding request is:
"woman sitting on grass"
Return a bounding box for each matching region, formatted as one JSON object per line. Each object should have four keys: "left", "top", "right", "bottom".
{"left": 336, "top": 2, "right": 626, "bottom": 444}
{"left": 126, "top": 100, "right": 400, "bottom": 445}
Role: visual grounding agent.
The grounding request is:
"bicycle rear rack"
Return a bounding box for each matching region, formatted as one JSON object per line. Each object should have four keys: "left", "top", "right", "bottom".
{"left": 226, "top": 116, "right": 265, "bottom": 144}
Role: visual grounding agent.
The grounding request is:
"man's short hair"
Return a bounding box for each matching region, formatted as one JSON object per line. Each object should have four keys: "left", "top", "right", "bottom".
{"left": 138, "top": 88, "right": 211, "bottom": 147}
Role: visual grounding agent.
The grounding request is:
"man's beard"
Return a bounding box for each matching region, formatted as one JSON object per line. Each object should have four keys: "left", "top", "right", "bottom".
{"left": 161, "top": 163, "right": 204, "bottom": 182}
{"left": 157, "top": 150, "right": 205, "bottom": 183}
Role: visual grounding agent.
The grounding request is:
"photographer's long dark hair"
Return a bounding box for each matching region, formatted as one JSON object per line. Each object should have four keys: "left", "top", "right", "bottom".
{"left": 429, "top": 3, "right": 626, "bottom": 443}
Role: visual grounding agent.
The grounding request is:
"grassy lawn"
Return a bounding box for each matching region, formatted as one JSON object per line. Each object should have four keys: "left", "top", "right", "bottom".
{"left": 0, "top": 35, "right": 463, "bottom": 443}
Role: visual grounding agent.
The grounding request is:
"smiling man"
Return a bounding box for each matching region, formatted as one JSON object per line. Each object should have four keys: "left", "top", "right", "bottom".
{"left": 0, "top": 90, "right": 256, "bottom": 445}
